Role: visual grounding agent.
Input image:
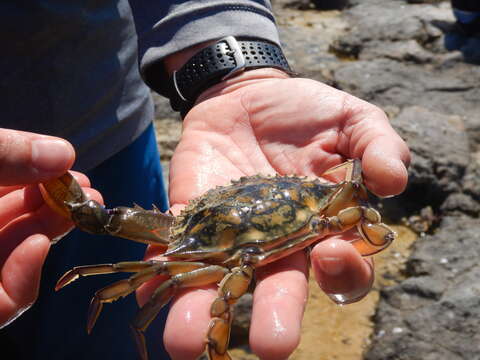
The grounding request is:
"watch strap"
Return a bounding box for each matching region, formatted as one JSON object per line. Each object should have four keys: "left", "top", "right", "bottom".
{"left": 169, "top": 36, "right": 291, "bottom": 115}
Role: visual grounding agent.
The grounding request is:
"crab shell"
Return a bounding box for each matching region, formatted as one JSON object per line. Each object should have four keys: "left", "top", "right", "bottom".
{"left": 166, "top": 175, "right": 340, "bottom": 264}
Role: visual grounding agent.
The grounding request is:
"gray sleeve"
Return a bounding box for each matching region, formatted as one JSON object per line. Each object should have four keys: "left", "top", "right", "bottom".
{"left": 128, "top": 1, "right": 280, "bottom": 76}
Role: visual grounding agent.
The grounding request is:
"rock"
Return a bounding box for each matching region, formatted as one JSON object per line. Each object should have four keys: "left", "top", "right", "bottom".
{"left": 372, "top": 106, "right": 470, "bottom": 221}
{"left": 441, "top": 193, "right": 480, "bottom": 215}
{"left": 152, "top": 92, "right": 179, "bottom": 121}
{"left": 360, "top": 40, "right": 436, "bottom": 64}
{"left": 311, "top": 0, "right": 349, "bottom": 10}
{"left": 367, "top": 215, "right": 480, "bottom": 360}
{"left": 334, "top": 59, "right": 426, "bottom": 101}
{"left": 342, "top": 1, "right": 453, "bottom": 46}
{"left": 392, "top": 106, "right": 469, "bottom": 194}
{"left": 153, "top": 93, "right": 182, "bottom": 187}
{"left": 462, "top": 160, "right": 480, "bottom": 200}
{"left": 406, "top": 0, "right": 447, "bottom": 3}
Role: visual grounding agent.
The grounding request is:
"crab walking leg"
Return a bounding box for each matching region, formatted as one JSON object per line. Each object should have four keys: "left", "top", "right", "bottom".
{"left": 243, "top": 206, "right": 396, "bottom": 266}
{"left": 56, "top": 260, "right": 209, "bottom": 290}
{"left": 56, "top": 261, "right": 157, "bottom": 290}
{"left": 61, "top": 261, "right": 208, "bottom": 334}
{"left": 207, "top": 264, "right": 254, "bottom": 360}
{"left": 40, "top": 172, "right": 173, "bottom": 246}
{"left": 322, "top": 160, "right": 370, "bottom": 217}
{"left": 322, "top": 159, "right": 358, "bottom": 180}
{"left": 324, "top": 206, "right": 396, "bottom": 255}
{"left": 131, "top": 265, "right": 230, "bottom": 360}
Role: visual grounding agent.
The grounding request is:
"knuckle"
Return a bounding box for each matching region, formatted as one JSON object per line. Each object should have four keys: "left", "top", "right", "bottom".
{"left": 0, "top": 129, "right": 31, "bottom": 181}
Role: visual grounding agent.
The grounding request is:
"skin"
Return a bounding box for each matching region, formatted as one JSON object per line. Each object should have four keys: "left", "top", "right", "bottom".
{"left": 0, "top": 129, "right": 101, "bottom": 327}
{"left": 141, "top": 47, "right": 411, "bottom": 360}
{"left": 0, "top": 49, "right": 409, "bottom": 360}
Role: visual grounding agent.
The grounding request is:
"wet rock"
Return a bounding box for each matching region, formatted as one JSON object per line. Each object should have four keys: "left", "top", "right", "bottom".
{"left": 463, "top": 161, "right": 480, "bottom": 200}
{"left": 152, "top": 92, "right": 179, "bottom": 121}
{"left": 375, "top": 106, "right": 471, "bottom": 220}
{"left": 311, "top": 0, "right": 349, "bottom": 10}
{"left": 392, "top": 106, "right": 469, "bottom": 193}
{"left": 331, "top": 0, "right": 480, "bottom": 134}
{"left": 360, "top": 40, "right": 436, "bottom": 64}
{"left": 152, "top": 93, "right": 182, "bottom": 187}
{"left": 334, "top": 59, "right": 426, "bottom": 101}
{"left": 441, "top": 193, "right": 480, "bottom": 215}
{"left": 406, "top": 0, "right": 448, "bottom": 3}
{"left": 367, "top": 215, "right": 480, "bottom": 360}
{"left": 341, "top": 1, "right": 452, "bottom": 46}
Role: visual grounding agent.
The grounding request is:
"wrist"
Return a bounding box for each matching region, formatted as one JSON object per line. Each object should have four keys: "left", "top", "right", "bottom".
{"left": 162, "top": 36, "right": 292, "bottom": 117}
{"left": 195, "top": 67, "right": 290, "bottom": 105}
{"left": 164, "top": 41, "right": 216, "bottom": 76}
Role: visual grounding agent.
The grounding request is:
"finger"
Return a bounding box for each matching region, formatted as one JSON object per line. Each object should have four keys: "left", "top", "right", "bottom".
{"left": 361, "top": 136, "right": 410, "bottom": 197}
{"left": 0, "top": 187, "right": 102, "bottom": 267}
{"left": 163, "top": 287, "right": 217, "bottom": 360}
{"left": 0, "top": 234, "right": 50, "bottom": 326}
{"left": 250, "top": 251, "right": 309, "bottom": 360}
{"left": 0, "top": 174, "right": 95, "bottom": 230}
{"left": 69, "top": 171, "right": 92, "bottom": 188}
{"left": 0, "top": 171, "right": 90, "bottom": 198}
{"left": 0, "top": 129, "right": 75, "bottom": 186}
{"left": 0, "top": 185, "right": 45, "bottom": 229}
{"left": 310, "top": 238, "right": 374, "bottom": 304}
{"left": 0, "top": 186, "right": 24, "bottom": 197}
{"left": 337, "top": 101, "right": 410, "bottom": 196}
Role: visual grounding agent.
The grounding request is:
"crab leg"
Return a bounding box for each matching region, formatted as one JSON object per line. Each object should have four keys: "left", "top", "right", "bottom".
{"left": 56, "top": 261, "right": 157, "bottom": 290}
{"left": 322, "top": 159, "right": 359, "bottom": 180}
{"left": 324, "top": 206, "right": 396, "bottom": 255}
{"left": 207, "top": 263, "right": 254, "bottom": 360}
{"left": 323, "top": 160, "right": 369, "bottom": 217}
{"left": 81, "top": 261, "right": 210, "bottom": 334}
{"left": 40, "top": 172, "right": 173, "bottom": 246}
{"left": 131, "top": 265, "right": 230, "bottom": 360}
{"left": 55, "top": 260, "right": 209, "bottom": 290}
{"left": 226, "top": 206, "right": 395, "bottom": 268}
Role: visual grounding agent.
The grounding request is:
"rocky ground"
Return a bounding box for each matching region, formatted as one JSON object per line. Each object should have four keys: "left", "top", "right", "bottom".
{"left": 153, "top": 0, "right": 480, "bottom": 359}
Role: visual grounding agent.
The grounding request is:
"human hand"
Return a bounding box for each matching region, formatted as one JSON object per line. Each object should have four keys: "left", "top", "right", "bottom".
{"left": 146, "top": 68, "right": 409, "bottom": 359}
{"left": 0, "top": 129, "right": 99, "bottom": 328}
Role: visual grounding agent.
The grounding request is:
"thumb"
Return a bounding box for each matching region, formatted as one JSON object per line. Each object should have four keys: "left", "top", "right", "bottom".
{"left": 0, "top": 129, "right": 75, "bottom": 185}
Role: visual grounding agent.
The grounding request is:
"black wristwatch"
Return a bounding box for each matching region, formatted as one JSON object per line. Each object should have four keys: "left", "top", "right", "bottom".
{"left": 162, "top": 36, "right": 292, "bottom": 116}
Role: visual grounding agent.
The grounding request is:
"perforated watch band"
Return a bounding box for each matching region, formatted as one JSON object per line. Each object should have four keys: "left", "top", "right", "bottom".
{"left": 169, "top": 36, "right": 291, "bottom": 115}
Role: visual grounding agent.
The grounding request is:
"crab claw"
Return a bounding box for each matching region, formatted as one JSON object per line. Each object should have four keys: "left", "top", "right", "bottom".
{"left": 39, "top": 172, "right": 87, "bottom": 220}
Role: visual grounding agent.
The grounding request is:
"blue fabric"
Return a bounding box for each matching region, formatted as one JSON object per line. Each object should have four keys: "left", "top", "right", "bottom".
{"left": 0, "top": 1, "right": 153, "bottom": 172}
{"left": 0, "top": 124, "right": 171, "bottom": 359}
{"left": 453, "top": 9, "right": 480, "bottom": 24}
{"left": 445, "top": 29, "right": 470, "bottom": 51}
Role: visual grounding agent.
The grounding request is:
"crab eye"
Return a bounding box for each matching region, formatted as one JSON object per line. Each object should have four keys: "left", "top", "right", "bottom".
{"left": 185, "top": 236, "right": 199, "bottom": 248}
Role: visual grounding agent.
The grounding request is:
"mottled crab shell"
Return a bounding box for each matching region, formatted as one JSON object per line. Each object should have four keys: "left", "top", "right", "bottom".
{"left": 165, "top": 175, "right": 339, "bottom": 262}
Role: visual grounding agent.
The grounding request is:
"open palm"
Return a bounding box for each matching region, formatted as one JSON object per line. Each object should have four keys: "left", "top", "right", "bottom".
{"left": 156, "top": 70, "right": 410, "bottom": 360}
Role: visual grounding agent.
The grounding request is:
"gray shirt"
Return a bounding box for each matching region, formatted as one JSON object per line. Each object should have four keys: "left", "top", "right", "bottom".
{"left": 1, "top": 1, "right": 279, "bottom": 171}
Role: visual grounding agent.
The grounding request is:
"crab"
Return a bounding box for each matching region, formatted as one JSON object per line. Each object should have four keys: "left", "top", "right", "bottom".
{"left": 39, "top": 159, "right": 396, "bottom": 360}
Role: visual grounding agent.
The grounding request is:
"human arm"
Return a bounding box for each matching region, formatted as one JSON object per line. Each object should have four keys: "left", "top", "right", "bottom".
{"left": 153, "top": 66, "right": 408, "bottom": 360}
{"left": 129, "top": 2, "right": 409, "bottom": 359}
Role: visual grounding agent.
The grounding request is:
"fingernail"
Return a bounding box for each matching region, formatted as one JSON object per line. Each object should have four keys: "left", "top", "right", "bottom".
{"left": 317, "top": 256, "right": 345, "bottom": 276}
{"left": 32, "top": 139, "right": 74, "bottom": 173}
